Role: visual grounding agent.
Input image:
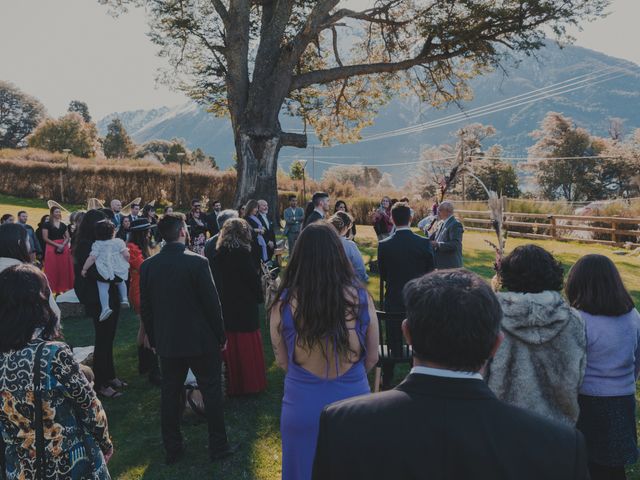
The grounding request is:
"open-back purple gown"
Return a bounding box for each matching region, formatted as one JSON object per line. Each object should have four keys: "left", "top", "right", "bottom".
{"left": 280, "top": 288, "right": 371, "bottom": 480}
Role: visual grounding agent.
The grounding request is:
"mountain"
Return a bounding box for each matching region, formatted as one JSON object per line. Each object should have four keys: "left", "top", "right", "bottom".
{"left": 98, "top": 41, "right": 640, "bottom": 181}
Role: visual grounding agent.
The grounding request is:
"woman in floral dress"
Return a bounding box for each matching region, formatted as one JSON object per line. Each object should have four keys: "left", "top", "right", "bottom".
{"left": 0, "top": 264, "right": 113, "bottom": 479}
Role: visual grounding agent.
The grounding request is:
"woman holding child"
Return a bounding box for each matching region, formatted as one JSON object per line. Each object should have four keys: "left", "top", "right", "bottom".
{"left": 73, "top": 209, "right": 126, "bottom": 399}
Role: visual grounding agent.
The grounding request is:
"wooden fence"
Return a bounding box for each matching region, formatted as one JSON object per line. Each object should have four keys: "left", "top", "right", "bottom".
{"left": 456, "top": 210, "right": 640, "bottom": 247}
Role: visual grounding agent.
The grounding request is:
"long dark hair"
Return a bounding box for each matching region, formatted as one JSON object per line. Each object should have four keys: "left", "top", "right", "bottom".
{"left": 0, "top": 223, "right": 30, "bottom": 262}
{"left": 303, "top": 201, "right": 315, "bottom": 223}
{"left": 128, "top": 229, "right": 151, "bottom": 258}
{"left": 72, "top": 209, "right": 106, "bottom": 257}
{"left": 273, "top": 222, "right": 360, "bottom": 358}
{"left": 334, "top": 200, "right": 348, "bottom": 213}
{"left": 244, "top": 199, "right": 258, "bottom": 218}
{"left": 0, "top": 264, "right": 60, "bottom": 352}
{"left": 566, "top": 254, "right": 634, "bottom": 316}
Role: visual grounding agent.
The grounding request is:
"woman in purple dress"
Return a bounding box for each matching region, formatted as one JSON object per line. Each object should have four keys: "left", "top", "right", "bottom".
{"left": 270, "top": 222, "right": 379, "bottom": 480}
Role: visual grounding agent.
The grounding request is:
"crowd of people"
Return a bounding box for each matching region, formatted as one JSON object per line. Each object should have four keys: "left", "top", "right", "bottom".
{"left": 0, "top": 191, "right": 638, "bottom": 480}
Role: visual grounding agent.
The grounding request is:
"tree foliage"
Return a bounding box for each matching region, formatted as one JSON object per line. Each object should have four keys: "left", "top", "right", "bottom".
{"left": 68, "top": 100, "right": 92, "bottom": 123}
{"left": 467, "top": 152, "right": 521, "bottom": 200}
{"left": 322, "top": 164, "right": 383, "bottom": 188}
{"left": 100, "top": 0, "right": 608, "bottom": 208}
{"left": 192, "top": 147, "right": 218, "bottom": 169}
{"left": 0, "top": 81, "right": 46, "bottom": 148}
{"left": 27, "top": 112, "right": 98, "bottom": 158}
{"left": 102, "top": 118, "right": 135, "bottom": 158}
{"left": 289, "top": 159, "right": 305, "bottom": 180}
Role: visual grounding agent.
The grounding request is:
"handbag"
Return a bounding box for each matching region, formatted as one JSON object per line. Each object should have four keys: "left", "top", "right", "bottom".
{"left": 33, "top": 342, "right": 46, "bottom": 480}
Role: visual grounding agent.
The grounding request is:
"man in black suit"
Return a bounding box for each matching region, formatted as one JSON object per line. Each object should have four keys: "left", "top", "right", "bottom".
{"left": 377, "top": 202, "right": 434, "bottom": 388}
{"left": 126, "top": 203, "right": 141, "bottom": 223}
{"left": 140, "top": 213, "right": 236, "bottom": 464}
{"left": 257, "top": 199, "right": 276, "bottom": 260}
{"left": 303, "top": 192, "right": 329, "bottom": 228}
{"left": 204, "top": 199, "right": 222, "bottom": 237}
{"left": 313, "top": 269, "right": 589, "bottom": 480}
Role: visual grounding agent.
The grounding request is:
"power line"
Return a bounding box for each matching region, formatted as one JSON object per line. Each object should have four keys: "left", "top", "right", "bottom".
{"left": 354, "top": 72, "right": 630, "bottom": 142}
{"left": 314, "top": 156, "right": 456, "bottom": 168}
{"left": 357, "top": 67, "right": 624, "bottom": 142}
{"left": 308, "top": 64, "right": 638, "bottom": 147}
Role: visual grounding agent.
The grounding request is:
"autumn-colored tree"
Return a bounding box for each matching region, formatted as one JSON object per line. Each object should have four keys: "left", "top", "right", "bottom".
{"left": 100, "top": 0, "right": 607, "bottom": 211}
{"left": 165, "top": 141, "right": 189, "bottom": 163}
{"left": 0, "top": 81, "right": 46, "bottom": 148}
{"left": 102, "top": 118, "right": 135, "bottom": 158}
{"left": 27, "top": 112, "right": 98, "bottom": 158}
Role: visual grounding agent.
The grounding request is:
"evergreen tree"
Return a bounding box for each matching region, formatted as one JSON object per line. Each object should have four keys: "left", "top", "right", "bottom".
{"left": 102, "top": 118, "right": 135, "bottom": 158}
{"left": 68, "top": 100, "right": 92, "bottom": 123}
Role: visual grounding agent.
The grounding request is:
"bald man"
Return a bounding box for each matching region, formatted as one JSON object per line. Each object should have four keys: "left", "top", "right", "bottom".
{"left": 429, "top": 201, "right": 464, "bottom": 269}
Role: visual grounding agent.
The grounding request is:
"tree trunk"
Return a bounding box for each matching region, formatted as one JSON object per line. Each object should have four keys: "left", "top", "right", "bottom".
{"left": 234, "top": 132, "right": 281, "bottom": 224}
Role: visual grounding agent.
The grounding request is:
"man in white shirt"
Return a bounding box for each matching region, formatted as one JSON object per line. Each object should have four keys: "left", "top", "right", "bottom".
{"left": 313, "top": 269, "right": 589, "bottom": 480}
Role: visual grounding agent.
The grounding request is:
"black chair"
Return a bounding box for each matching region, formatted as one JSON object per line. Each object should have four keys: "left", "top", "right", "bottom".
{"left": 373, "top": 310, "right": 412, "bottom": 392}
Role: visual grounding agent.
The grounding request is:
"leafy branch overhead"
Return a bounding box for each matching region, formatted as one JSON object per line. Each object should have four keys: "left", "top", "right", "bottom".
{"left": 100, "top": 0, "right": 608, "bottom": 146}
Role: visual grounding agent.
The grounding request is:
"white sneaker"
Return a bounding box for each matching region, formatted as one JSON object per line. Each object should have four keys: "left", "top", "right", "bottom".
{"left": 99, "top": 308, "right": 113, "bottom": 322}
{"left": 121, "top": 301, "right": 130, "bottom": 309}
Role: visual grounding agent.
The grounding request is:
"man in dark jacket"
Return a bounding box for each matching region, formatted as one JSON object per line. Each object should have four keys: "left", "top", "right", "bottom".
{"left": 377, "top": 202, "right": 435, "bottom": 388}
{"left": 313, "top": 270, "right": 589, "bottom": 480}
{"left": 303, "top": 192, "right": 329, "bottom": 228}
{"left": 140, "top": 213, "right": 235, "bottom": 464}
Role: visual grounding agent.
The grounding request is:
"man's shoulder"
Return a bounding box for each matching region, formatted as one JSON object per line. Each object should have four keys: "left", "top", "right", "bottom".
{"left": 323, "top": 389, "right": 410, "bottom": 421}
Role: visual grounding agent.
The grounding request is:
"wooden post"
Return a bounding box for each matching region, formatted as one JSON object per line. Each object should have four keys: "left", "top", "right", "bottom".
{"left": 611, "top": 221, "right": 618, "bottom": 245}
{"left": 59, "top": 170, "right": 65, "bottom": 203}
{"left": 549, "top": 215, "right": 557, "bottom": 240}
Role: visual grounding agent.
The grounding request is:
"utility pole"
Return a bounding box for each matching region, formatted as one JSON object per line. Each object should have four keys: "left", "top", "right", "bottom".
{"left": 61, "top": 149, "right": 71, "bottom": 203}
{"left": 311, "top": 145, "right": 316, "bottom": 181}
{"left": 301, "top": 160, "right": 308, "bottom": 204}
{"left": 458, "top": 130, "right": 466, "bottom": 202}
{"left": 177, "top": 152, "right": 186, "bottom": 208}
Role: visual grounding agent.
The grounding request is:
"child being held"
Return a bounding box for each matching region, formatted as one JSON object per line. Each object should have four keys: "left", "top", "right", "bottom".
{"left": 81, "top": 219, "right": 130, "bottom": 321}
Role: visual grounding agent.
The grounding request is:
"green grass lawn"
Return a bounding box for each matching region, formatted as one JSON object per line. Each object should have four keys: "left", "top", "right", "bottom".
{"left": 3, "top": 194, "right": 640, "bottom": 478}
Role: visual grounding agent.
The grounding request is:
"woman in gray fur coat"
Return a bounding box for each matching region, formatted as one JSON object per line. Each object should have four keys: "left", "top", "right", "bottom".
{"left": 486, "top": 244, "right": 586, "bottom": 426}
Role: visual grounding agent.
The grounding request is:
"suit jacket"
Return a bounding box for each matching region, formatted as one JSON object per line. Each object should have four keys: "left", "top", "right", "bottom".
{"left": 303, "top": 210, "right": 324, "bottom": 228}
{"left": 312, "top": 373, "right": 589, "bottom": 480}
{"left": 258, "top": 213, "right": 276, "bottom": 258}
{"left": 204, "top": 211, "right": 220, "bottom": 237}
{"left": 377, "top": 229, "right": 435, "bottom": 312}
{"left": 283, "top": 207, "right": 304, "bottom": 235}
{"left": 140, "top": 242, "right": 225, "bottom": 358}
{"left": 430, "top": 216, "right": 464, "bottom": 269}
{"left": 211, "top": 246, "right": 262, "bottom": 332}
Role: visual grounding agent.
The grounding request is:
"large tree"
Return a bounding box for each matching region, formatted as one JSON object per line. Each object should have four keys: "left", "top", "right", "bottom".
{"left": 100, "top": 0, "right": 607, "bottom": 210}
{"left": 0, "top": 81, "right": 46, "bottom": 148}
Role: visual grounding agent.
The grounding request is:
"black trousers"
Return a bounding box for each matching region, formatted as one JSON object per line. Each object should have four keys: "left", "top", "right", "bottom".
{"left": 88, "top": 298, "right": 121, "bottom": 389}
{"left": 589, "top": 463, "right": 626, "bottom": 480}
{"left": 160, "top": 350, "right": 228, "bottom": 454}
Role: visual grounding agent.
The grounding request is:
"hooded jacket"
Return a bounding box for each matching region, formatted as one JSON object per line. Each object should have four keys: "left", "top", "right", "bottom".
{"left": 486, "top": 290, "right": 586, "bottom": 426}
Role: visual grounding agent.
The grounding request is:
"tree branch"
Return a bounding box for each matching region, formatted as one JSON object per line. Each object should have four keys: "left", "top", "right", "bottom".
{"left": 280, "top": 132, "right": 307, "bottom": 148}
{"left": 290, "top": 47, "right": 467, "bottom": 91}
{"left": 210, "top": 0, "right": 230, "bottom": 26}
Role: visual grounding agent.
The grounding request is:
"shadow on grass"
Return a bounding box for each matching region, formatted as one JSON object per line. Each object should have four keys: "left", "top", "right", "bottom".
{"left": 63, "top": 309, "right": 283, "bottom": 480}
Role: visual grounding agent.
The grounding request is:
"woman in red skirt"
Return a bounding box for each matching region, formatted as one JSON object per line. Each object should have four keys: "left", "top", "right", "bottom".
{"left": 212, "top": 218, "right": 267, "bottom": 396}
{"left": 42, "top": 206, "right": 74, "bottom": 294}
